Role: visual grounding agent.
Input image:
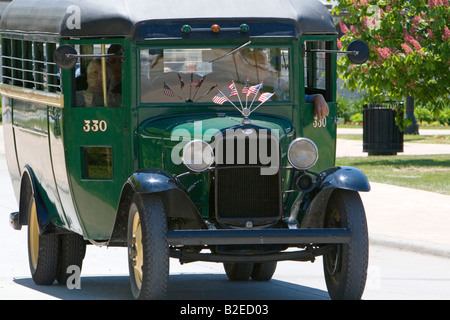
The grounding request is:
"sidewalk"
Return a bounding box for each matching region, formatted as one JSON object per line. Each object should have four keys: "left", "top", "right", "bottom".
{"left": 336, "top": 138, "right": 450, "bottom": 157}
{"left": 337, "top": 128, "right": 450, "bottom": 136}
{"left": 337, "top": 127, "right": 450, "bottom": 157}
{"left": 336, "top": 128, "right": 450, "bottom": 258}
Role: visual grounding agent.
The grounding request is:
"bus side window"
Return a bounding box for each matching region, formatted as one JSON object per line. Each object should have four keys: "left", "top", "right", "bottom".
{"left": 304, "top": 41, "right": 332, "bottom": 102}
{"left": 73, "top": 44, "right": 122, "bottom": 107}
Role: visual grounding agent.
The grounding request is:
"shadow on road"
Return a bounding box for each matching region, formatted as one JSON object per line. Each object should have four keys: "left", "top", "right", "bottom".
{"left": 13, "top": 273, "right": 329, "bottom": 300}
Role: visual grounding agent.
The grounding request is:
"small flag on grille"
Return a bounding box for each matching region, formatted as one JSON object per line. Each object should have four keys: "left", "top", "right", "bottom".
{"left": 258, "top": 92, "right": 275, "bottom": 103}
{"left": 212, "top": 91, "right": 228, "bottom": 105}
{"left": 228, "top": 81, "right": 238, "bottom": 97}
{"left": 242, "top": 77, "right": 250, "bottom": 95}
{"left": 247, "top": 82, "right": 263, "bottom": 96}
{"left": 163, "top": 82, "right": 175, "bottom": 97}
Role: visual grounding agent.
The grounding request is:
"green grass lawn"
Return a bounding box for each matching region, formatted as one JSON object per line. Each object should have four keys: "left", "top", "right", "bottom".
{"left": 336, "top": 154, "right": 450, "bottom": 195}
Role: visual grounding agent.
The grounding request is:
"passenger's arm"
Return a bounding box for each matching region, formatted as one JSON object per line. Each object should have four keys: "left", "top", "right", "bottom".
{"left": 306, "top": 94, "right": 329, "bottom": 120}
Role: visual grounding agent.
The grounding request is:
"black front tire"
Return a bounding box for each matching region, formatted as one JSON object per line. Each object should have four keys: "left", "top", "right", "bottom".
{"left": 127, "top": 194, "right": 169, "bottom": 300}
{"left": 323, "top": 189, "right": 368, "bottom": 300}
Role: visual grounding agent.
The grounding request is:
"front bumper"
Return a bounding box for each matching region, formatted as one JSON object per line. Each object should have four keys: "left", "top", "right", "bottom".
{"left": 167, "top": 228, "right": 350, "bottom": 246}
{"left": 168, "top": 228, "right": 350, "bottom": 263}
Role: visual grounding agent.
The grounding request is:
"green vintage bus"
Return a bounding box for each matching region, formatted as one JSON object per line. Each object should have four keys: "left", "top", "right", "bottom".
{"left": 2, "top": 0, "right": 371, "bottom": 299}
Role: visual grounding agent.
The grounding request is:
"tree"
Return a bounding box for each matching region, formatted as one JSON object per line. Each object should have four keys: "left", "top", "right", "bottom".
{"left": 334, "top": 0, "right": 450, "bottom": 130}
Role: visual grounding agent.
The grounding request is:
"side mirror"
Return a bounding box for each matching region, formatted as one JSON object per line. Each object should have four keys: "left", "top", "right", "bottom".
{"left": 54, "top": 45, "right": 78, "bottom": 69}
{"left": 347, "top": 40, "right": 370, "bottom": 64}
{"left": 304, "top": 40, "right": 370, "bottom": 65}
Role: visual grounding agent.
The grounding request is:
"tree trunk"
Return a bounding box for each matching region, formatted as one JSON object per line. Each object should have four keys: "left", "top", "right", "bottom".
{"left": 404, "top": 95, "right": 419, "bottom": 135}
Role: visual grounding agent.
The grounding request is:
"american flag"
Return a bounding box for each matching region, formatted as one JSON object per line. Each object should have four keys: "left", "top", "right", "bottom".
{"left": 212, "top": 91, "right": 227, "bottom": 105}
{"left": 258, "top": 92, "right": 274, "bottom": 103}
{"left": 163, "top": 82, "right": 175, "bottom": 97}
{"left": 190, "top": 74, "right": 205, "bottom": 88}
{"left": 242, "top": 77, "right": 250, "bottom": 95}
{"left": 228, "top": 81, "right": 238, "bottom": 97}
{"left": 247, "top": 82, "right": 263, "bottom": 96}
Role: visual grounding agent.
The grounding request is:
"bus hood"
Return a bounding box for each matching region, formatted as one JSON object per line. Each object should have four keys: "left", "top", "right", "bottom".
{"left": 140, "top": 113, "right": 295, "bottom": 143}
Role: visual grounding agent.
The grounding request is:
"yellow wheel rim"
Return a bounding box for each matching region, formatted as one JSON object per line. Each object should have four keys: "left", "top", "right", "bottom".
{"left": 131, "top": 210, "right": 143, "bottom": 290}
{"left": 29, "top": 200, "right": 39, "bottom": 270}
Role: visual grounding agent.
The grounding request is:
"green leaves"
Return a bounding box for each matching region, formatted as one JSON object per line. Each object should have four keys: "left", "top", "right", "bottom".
{"left": 335, "top": 0, "right": 449, "bottom": 127}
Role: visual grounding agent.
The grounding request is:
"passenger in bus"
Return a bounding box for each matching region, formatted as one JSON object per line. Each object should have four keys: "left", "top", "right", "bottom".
{"left": 107, "top": 44, "right": 122, "bottom": 107}
{"left": 75, "top": 59, "right": 111, "bottom": 107}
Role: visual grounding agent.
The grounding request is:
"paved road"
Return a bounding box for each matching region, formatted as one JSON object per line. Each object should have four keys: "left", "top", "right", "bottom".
{"left": 1, "top": 126, "right": 450, "bottom": 300}
{"left": 336, "top": 128, "right": 450, "bottom": 257}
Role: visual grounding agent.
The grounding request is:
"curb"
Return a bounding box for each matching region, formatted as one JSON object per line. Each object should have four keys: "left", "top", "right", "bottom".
{"left": 369, "top": 234, "right": 450, "bottom": 259}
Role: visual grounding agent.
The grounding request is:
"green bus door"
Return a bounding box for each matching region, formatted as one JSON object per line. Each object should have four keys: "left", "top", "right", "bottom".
{"left": 63, "top": 46, "right": 128, "bottom": 239}
{"left": 65, "top": 104, "right": 128, "bottom": 240}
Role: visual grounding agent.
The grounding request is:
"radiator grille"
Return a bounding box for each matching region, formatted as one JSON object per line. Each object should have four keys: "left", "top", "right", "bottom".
{"left": 214, "top": 128, "right": 282, "bottom": 226}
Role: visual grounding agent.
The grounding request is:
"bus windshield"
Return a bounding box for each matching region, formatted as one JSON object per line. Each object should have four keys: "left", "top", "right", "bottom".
{"left": 140, "top": 46, "right": 290, "bottom": 103}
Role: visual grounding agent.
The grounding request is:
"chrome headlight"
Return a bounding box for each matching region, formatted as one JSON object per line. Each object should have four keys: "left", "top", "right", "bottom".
{"left": 287, "top": 138, "right": 318, "bottom": 170}
{"left": 182, "top": 140, "right": 214, "bottom": 172}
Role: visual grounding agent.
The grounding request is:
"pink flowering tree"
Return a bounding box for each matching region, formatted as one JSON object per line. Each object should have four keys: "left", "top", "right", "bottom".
{"left": 334, "top": 0, "right": 450, "bottom": 129}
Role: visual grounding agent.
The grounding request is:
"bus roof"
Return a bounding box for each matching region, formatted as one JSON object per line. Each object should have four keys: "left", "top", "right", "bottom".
{"left": 0, "top": 0, "right": 11, "bottom": 20}
{"left": 0, "top": 0, "right": 337, "bottom": 39}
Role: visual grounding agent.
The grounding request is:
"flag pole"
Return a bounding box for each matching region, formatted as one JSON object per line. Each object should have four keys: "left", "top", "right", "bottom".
{"left": 195, "top": 84, "right": 217, "bottom": 102}
{"left": 192, "top": 76, "right": 206, "bottom": 102}
{"left": 189, "top": 73, "right": 193, "bottom": 101}
{"left": 248, "top": 81, "right": 263, "bottom": 110}
{"left": 240, "top": 77, "right": 251, "bottom": 108}
{"left": 177, "top": 73, "right": 185, "bottom": 99}
{"left": 232, "top": 80, "right": 244, "bottom": 110}
{"left": 245, "top": 90, "right": 249, "bottom": 109}
{"left": 218, "top": 89, "right": 242, "bottom": 113}
{"left": 249, "top": 92, "right": 275, "bottom": 115}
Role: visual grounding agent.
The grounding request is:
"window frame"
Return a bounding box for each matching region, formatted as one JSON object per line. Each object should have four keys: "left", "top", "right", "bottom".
{"left": 302, "top": 36, "right": 337, "bottom": 103}
{"left": 1, "top": 37, "right": 61, "bottom": 93}
{"left": 70, "top": 42, "right": 124, "bottom": 108}
{"left": 137, "top": 42, "right": 294, "bottom": 106}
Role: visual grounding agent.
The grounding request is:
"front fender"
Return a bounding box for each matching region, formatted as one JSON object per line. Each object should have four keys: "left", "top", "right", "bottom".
{"left": 320, "top": 166, "right": 370, "bottom": 192}
{"left": 299, "top": 166, "right": 369, "bottom": 228}
{"left": 108, "top": 169, "right": 206, "bottom": 246}
{"left": 127, "top": 169, "right": 182, "bottom": 194}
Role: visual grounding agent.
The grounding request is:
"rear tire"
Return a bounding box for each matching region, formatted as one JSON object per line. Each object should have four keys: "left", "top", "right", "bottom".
{"left": 224, "top": 263, "right": 253, "bottom": 281}
{"left": 323, "top": 190, "right": 368, "bottom": 300}
{"left": 251, "top": 261, "right": 277, "bottom": 281}
{"left": 56, "top": 233, "right": 86, "bottom": 285}
{"left": 127, "top": 194, "right": 169, "bottom": 300}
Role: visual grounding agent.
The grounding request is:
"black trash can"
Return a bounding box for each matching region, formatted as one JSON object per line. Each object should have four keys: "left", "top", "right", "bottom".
{"left": 363, "top": 103, "right": 404, "bottom": 155}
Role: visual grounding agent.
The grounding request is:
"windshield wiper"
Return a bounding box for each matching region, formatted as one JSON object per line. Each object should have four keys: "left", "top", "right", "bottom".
{"left": 208, "top": 40, "right": 252, "bottom": 63}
